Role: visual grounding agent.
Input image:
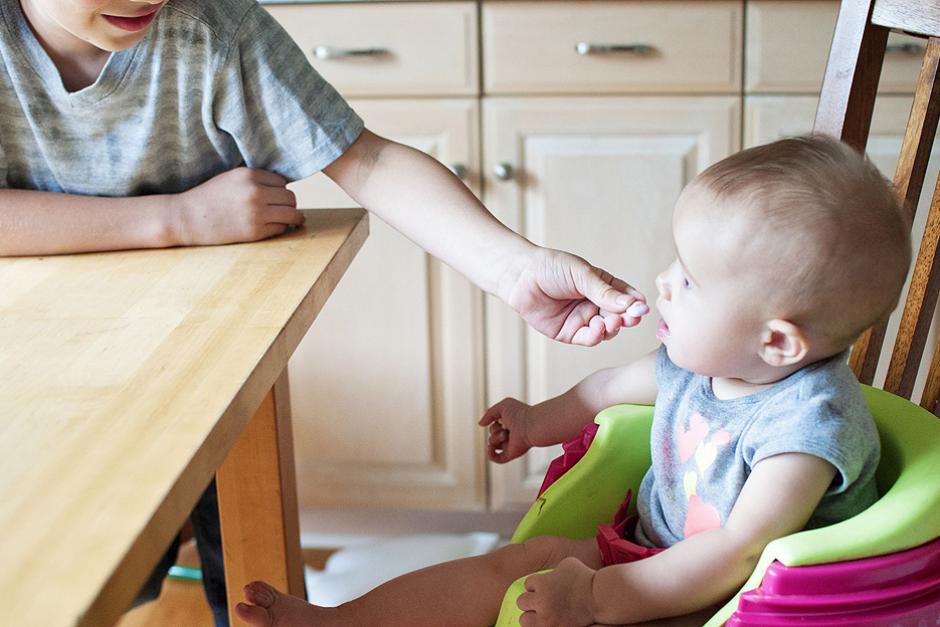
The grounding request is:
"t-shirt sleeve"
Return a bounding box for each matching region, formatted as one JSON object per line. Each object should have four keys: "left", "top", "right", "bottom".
{"left": 740, "top": 381, "right": 879, "bottom": 496}
{"left": 212, "top": 4, "right": 364, "bottom": 181}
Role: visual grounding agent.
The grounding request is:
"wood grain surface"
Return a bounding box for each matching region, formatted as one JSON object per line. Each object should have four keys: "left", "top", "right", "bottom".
{"left": 0, "top": 209, "right": 367, "bottom": 626}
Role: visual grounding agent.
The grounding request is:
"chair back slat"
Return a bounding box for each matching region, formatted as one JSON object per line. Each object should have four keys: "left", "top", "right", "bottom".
{"left": 884, "top": 177, "right": 940, "bottom": 400}
{"left": 814, "top": 0, "right": 888, "bottom": 154}
{"left": 920, "top": 334, "right": 940, "bottom": 413}
{"left": 882, "top": 39, "right": 940, "bottom": 402}
{"left": 816, "top": 0, "right": 889, "bottom": 382}
{"left": 816, "top": 1, "right": 940, "bottom": 405}
{"left": 891, "top": 39, "right": 940, "bottom": 220}
{"left": 872, "top": 0, "right": 940, "bottom": 37}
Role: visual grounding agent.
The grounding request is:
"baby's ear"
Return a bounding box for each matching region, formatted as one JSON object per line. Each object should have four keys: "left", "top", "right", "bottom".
{"left": 759, "top": 319, "right": 809, "bottom": 367}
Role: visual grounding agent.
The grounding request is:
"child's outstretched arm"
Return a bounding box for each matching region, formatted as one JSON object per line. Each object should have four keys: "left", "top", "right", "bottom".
{"left": 481, "top": 349, "right": 658, "bottom": 463}
{"left": 0, "top": 168, "right": 304, "bottom": 256}
{"left": 518, "top": 452, "right": 837, "bottom": 625}
{"left": 323, "top": 129, "right": 649, "bottom": 347}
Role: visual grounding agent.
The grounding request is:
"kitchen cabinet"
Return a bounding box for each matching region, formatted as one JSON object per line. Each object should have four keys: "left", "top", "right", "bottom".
{"left": 263, "top": 0, "right": 930, "bottom": 525}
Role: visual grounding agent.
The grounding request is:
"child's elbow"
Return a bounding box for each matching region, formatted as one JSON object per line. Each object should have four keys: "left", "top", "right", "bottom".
{"left": 724, "top": 533, "right": 771, "bottom": 586}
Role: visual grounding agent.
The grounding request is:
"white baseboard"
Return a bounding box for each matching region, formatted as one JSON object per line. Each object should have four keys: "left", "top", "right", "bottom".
{"left": 299, "top": 507, "right": 526, "bottom": 547}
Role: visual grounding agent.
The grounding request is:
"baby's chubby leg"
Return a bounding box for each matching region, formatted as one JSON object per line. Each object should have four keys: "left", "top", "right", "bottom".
{"left": 236, "top": 535, "right": 602, "bottom": 627}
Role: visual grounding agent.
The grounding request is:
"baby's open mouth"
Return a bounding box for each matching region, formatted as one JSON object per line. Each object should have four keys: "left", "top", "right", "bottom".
{"left": 656, "top": 318, "right": 670, "bottom": 339}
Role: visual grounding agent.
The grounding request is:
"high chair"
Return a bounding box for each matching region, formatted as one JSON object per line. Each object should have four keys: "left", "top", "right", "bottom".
{"left": 495, "top": 1, "right": 940, "bottom": 624}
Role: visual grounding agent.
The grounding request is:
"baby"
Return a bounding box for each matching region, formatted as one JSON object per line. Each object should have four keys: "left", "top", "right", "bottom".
{"left": 236, "top": 135, "right": 911, "bottom": 626}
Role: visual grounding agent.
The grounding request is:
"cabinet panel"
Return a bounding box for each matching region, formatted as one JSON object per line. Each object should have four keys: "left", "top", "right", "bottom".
{"left": 483, "top": 97, "right": 741, "bottom": 510}
{"left": 745, "top": 95, "right": 940, "bottom": 402}
{"left": 745, "top": 1, "right": 925, "bottom": 94}
{"left": 265, "top": 2, "right": 479, "bottom": 97}
{"left": 287, "top": 99, "right": 486, "bottom": 511}
{"left": 483, "top": 1, "right": 742, "bottom": 95}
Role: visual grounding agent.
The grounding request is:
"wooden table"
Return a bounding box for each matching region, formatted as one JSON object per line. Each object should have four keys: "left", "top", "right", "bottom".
{"left": 0, "top": 209, "right": 368, "bottom": 627}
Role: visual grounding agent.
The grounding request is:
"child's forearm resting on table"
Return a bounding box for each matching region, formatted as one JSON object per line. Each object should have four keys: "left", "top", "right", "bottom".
{"left": 0, "top": 167, "right": 302, "bottom": 256}
{"left": 586, "top": 452, "right": 837, "bottom": 624}
{"left": 528, "top": 350, "right": 658, "bottom": 446}
{"left": 0, "top": 189, "right": 179, "bottom": 256}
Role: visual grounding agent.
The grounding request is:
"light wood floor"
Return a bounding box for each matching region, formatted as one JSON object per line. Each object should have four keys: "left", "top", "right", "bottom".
{"left": 118, "top": 541, "right": 335, "bottom": 627}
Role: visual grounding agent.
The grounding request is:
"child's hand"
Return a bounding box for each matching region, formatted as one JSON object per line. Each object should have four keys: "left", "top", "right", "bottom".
{"left": 478, "top": 397, "right": 534, "bottom": 463}
{"left": 517, "top": 557, "right": 597, "bottom": 627}
{"left": 174, "top": 168, "right": 305, "bottom": 246}
{"left": 502, "top": 247, "right": 648, "bottom": 347}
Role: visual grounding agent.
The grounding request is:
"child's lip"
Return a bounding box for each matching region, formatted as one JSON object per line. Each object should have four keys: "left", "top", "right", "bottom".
{"left": 656, "top": 318, "right": 670, "bottom": 339}
{"left": 101, "top": 6, "right": 160, "bottom": 31}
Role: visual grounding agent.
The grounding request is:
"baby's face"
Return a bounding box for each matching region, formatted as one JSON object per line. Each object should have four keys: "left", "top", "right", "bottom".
{"left": 654, "top": 188, "right": 769, "bottom": 379}
{"left": 22, "top": 0, "right": 165, "bottom": 53}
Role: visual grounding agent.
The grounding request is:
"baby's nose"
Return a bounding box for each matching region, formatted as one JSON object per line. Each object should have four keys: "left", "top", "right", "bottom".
{"left": 655, "top": 273, "right": 669, "bottom": 299}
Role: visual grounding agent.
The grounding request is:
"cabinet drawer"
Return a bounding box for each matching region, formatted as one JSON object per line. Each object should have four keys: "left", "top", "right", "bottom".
{"left": 264, "top": 3, "right": 478, "bottom": 97}
{"left": 482, "top": 1, "right": 742, "bottom": 95}
{"left": 746, "top": 1, "right": 925, "bottom": 94}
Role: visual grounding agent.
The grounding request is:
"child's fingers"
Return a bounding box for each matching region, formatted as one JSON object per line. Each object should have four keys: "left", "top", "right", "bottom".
{"left": 263, "top": 206, "right": 305, "bottom": 226}
{"left": 257, "top": 223, "right": 289, "bottom": 240}
{"left": 570, "top": 314, "right": 607, "bottom": 347}
{"left": 265, "top": 187, "right": 298, "bottom": 208}
{"left": 251, "top": 168, "right": 289, "bottom": 187}
{"left": 600, "top": 310, "right": 624, "bottom": 336}
{"left": 479, "top": 404, "right": 504, "bottom": 426}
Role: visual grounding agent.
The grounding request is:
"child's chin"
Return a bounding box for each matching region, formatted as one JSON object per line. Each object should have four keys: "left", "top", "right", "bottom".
{"left": 664, "top": 345, "right": 693, "bottom": 372}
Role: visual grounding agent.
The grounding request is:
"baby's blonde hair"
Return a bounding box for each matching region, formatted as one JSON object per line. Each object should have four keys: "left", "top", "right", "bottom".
{"left": 692, "top": 135, "right": 911, "bottom": 350}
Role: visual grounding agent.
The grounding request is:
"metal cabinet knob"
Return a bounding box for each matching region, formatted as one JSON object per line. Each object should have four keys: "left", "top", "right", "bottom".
{"left": 493, "top": 163, "right": 514, "bottom": 181}
{"left": 448, "top": 163, "right": 468, "bottom": 180}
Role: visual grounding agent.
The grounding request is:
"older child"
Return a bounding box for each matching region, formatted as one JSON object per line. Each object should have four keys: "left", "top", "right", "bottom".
{"left": 0, "top": 0, "right": 647, "bottom": 624}
{"left": 236, "top": 135, "right": 911, "bottom": 626}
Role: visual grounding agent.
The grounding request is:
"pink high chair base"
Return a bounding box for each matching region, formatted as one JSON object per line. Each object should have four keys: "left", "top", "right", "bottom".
{"left": 727, "top": 535, "right": 940, "bottom": 626}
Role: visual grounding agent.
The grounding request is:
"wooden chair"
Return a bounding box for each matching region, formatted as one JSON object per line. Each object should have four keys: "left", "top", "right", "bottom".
{"left": 815, "top": 0, "right": 940, "bottom": 412}
{"left": 494, "top": 2, "right": 940, "bottom": 625}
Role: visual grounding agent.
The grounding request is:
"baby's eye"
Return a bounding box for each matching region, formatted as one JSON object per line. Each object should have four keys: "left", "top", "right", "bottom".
{"left": 682, "top": 276, "right": 692, "bottom": 289}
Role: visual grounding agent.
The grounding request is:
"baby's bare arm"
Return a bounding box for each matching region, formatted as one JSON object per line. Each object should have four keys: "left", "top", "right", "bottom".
{"left": 0, "top": 168, "right": 303, "bottom": 256}
{"left": 483, "top": 350, "right": 658, "bottom": 462}
{"left": 588, "top": 453, "right": 836, "bottom": 624}
{"left": 529, "top": 348, "right": 659, "bottom": 446}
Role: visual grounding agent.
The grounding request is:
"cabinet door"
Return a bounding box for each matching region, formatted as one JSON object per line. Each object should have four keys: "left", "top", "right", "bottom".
{"left": 745, "top": 95, "right": 940, "bottom": 401}
{"left": 483, "top": 97, "right": 740, "bottom": 510}
{"left": 287, "top": 99, "right": 486, "bottom": 511}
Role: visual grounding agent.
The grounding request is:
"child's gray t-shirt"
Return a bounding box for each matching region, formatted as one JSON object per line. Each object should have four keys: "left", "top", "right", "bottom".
{"left": 634, "top": 347, "right": 880, "bottom": 549}
{"left": 0, "top": 0, "right": 363, "bottom": 195}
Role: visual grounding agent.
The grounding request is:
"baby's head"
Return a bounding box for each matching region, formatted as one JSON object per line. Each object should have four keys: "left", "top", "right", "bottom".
{"left": 655, "top": 135, "right": 911, "bottom": 382}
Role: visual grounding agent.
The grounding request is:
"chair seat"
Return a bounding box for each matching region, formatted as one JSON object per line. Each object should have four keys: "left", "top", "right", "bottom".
{"left": 728, "top": 535, "right": 940, "bottom": 626}
{"left": 496, "top": 387, "right": 940, "bottom": 627}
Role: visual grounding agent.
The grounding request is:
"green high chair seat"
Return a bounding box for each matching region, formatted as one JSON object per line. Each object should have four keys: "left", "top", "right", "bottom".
{"left": 495, "top": 386, "right": 940, "bottom": 626}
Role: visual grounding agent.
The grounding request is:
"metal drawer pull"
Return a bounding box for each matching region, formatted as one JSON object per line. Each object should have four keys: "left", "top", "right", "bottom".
{"left": 574, "top": 42, "right": 656, "bottom": 56}
{"left": 493, "top": 163, "right": 514, "bottom": 181}
{"left": 313, "top": 45, "right": 390, "bottom": 60}
{"left": 886, "top": 43, "right": 925, "bottom": 56}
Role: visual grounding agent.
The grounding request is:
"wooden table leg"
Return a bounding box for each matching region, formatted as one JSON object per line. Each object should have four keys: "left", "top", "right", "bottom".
{"left": 217, "top": 371, "right": 304, "bottom": 626}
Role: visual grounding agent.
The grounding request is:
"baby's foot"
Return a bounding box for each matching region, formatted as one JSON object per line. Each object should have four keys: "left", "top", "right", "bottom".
{"left": 236, "top": 581, "right": 327, "bottom": 627}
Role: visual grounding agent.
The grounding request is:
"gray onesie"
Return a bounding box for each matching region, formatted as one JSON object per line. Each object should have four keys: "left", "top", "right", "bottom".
{"left": 634, "top": 347, "right": 880, "bottom": 548}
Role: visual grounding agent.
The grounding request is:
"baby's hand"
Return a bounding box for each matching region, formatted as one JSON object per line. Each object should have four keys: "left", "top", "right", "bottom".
{"left": 518, "top": 557, "right": 596, "bottom": 627}
{"left": 478, "top": 397, "right": 534, "bottom": 463}
{"left": 173, "top": 168, "right": 305, "bottom": 246}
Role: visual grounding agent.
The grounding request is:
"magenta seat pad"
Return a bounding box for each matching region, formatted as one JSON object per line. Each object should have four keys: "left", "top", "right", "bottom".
{"left": 727, "top": 535, "right": 940, "bottom": 626}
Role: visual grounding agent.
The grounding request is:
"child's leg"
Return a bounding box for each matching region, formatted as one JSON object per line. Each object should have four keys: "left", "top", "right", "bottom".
{"left": 236, "top": 535, "right": 602, "bottom": 627}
